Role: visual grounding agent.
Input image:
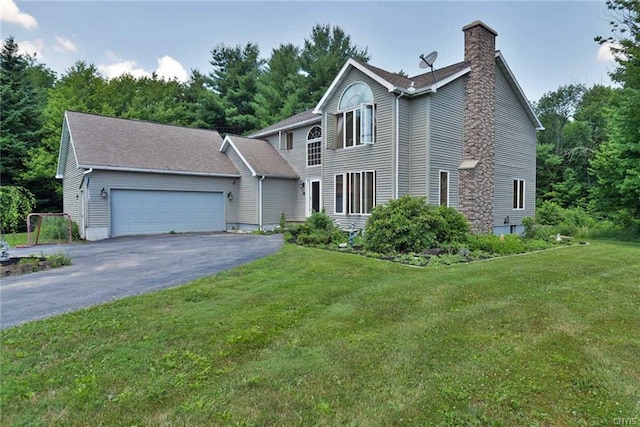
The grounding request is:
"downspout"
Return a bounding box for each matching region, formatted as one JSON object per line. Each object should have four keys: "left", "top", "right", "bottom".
{"left": 258, "top": 175, "right": 266, "bottom": 231}
{"left": 395, "top": 92, "right": 405, "bottom": 199}
{"left": 81, "top": 168, "right": 93, "bottom": 239}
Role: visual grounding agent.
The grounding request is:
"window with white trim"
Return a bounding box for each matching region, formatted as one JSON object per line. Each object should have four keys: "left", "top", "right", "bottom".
{"left": 335, "top": 171, "right": 376, "bottom": 214}
{"left": 513, "top": 179, "right": 525, "bottom": 210}
{"left": 335, "top": 82, "right": 376, "bottom": 148}
{"left": 439, "top": 170, "right": 449, "bottom": 206}
{"left": 306, "top": 126, "right": 322, "bottom": 167}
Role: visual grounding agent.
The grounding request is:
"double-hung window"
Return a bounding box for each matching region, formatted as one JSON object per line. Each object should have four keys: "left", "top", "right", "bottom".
{"left": 335, "top": 82, "right": 375, "bottom": 148}
{"left": 513, "top": 179, "right": 525, "bottom": 210}
{"left": 335, "top": 171, "right": 376, "bottom": 214}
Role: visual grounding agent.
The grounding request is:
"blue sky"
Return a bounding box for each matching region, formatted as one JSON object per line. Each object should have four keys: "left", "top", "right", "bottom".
{"left": 1, "top": 0, "right": 620, "bottom": 103}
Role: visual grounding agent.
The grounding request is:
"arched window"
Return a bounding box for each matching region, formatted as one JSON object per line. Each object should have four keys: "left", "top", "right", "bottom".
{"left": 338, "top": 82, "right": 374, "bottom": 110}
{"left": 306, "top": 125, "right": 322, "bottom": 167}
{"left": 336, "top": 82, "right": 376, "bottom": 148}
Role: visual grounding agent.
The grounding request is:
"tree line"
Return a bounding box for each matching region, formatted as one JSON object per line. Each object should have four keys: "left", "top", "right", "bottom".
{"left": 1, "top": 0, "right": 638, "bottom": 233}
{"left": 535, "top": 0, "right": 639, "bottom": 228}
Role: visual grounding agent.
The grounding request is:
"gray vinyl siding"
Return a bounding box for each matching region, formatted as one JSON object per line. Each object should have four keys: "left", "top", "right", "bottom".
{"left": 494, "top": 65, "right": 537, "bottom": 226}
{"left": 262, "top": 178, "right": 298, "bottom": 226}
{"left": 225, "top": 148, "right": 258, "bottom": 225}
{"left": 263, "top": 128, "right": 314, "bottom": 221}
{"left": 409, "top": 96, "right": 428, "bottom": 197}
{"left": 321, "top": 68, "right": 395, "bottom": 229}
{"left": 86, "top": 170, "right": 237, "bottom": 231}
{"left": 62, "top": 138, "right": 84, "bottom": 224}
{"left": 428, "top": 77, "right": 465, "bottom": 207}
{"left": 397, "top": 96, "right": 411, "bottom": 197}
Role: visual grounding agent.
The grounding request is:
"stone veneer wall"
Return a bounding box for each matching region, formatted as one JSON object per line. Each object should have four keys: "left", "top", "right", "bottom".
{"left": 459, "top": 21, "right": 497, "bottom": 234}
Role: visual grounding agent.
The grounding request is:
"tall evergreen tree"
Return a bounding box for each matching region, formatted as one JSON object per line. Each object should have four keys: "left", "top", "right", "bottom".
{"left": 22, "top": 61, "right": 107, "bottom": 211}
{"left": 254, "top": 43, "right": 306, "bottom": 128}
{"left": 0, "top": 37, "right": 48, "bottom": 188}
{"left": 182, "top": 70, "right": 225, "bottom": 130}
{"left": 300, "top": 24, "right": 370, "bottom": 108}
{"left": 209, "top": 43, "right": 264, "bottom": 134}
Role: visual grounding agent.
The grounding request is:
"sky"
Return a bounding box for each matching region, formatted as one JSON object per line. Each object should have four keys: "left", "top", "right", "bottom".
{"left": 1, "top": 0, "right": 621, "bottom": 103}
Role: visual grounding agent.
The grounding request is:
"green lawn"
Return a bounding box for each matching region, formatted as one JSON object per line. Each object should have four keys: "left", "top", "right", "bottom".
{"left": 1, "top": 232, "right": 28, "bottom": 248}
{"left": 1, "top": 241, "right": 639, "bottom": 425}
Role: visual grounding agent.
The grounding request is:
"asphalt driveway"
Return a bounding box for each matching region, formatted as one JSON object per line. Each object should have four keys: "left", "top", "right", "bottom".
{"left": 0, "top": 233, "right": 283, "bottom": 329}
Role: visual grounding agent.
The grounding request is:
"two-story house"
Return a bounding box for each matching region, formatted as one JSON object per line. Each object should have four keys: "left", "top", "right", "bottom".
{"left": 57, "top": 21, "right": 542, "bottom": 240}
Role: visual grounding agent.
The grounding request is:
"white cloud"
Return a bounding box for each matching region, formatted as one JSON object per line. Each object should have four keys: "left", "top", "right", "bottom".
{"left": 98, "top": 52, "right": 189, "bottom": 82}
{"left": 0, "top": 0, "right": 38, "bottom": 29}
{"left": 17, "top": 38, "right": 45, "bottom": 58}
{"left": 98, "top": 60, "right": 151, "bottom": 80}
{"left": 53, "top": 36, "right": 77, "bottom": 53}
{"left": 155, "top": 55, "right": 188, "bottom": 82}
{"left": 597, "top": 41, "right": 624, "bottom": 63}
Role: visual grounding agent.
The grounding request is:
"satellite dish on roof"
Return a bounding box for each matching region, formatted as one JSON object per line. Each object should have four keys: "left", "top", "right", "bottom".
{"left": 419, "top": 51, "right": 438, "bottom": 85}
{"left": 419, "top": 51, "right": 438, "bottom": 69}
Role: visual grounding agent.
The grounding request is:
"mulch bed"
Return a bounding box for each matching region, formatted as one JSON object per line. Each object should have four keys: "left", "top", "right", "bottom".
{"left": 1, "top": 257, "right": 53, "bottom": 277}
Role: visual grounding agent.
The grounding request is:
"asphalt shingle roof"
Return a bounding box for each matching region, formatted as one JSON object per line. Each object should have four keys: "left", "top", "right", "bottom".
{"left": 224, "top": 135, "right": 298, "bottom": 179}
{"left": 249, "top": 109, "right": 320, "bottom": 138}
{"left": 356, "top": 59, "right": 471, "bottom": 90}
{"left": 65, "top": 111, "right": 239, "bottom": 176}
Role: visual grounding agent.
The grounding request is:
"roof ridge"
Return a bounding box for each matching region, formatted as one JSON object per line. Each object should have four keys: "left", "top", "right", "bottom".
{"left": 65, "top": 110, "right": 219, "bottom": 133}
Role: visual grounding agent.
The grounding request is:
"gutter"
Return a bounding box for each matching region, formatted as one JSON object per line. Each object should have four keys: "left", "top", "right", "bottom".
{"left": 77, "top": 164, "right": 241, "bottom": 179}
{"left": 80, "top": 168, "right": 93, "bottom": 188}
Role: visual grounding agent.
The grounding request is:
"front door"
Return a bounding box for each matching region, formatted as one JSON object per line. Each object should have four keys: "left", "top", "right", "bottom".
{"left": 307, "top": 179, "right": 321, "bottom": 216}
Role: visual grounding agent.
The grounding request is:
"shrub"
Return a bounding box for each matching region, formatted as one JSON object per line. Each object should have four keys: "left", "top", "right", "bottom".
{"left": 289, "top": 211, "right": 343, "bottom": 246}
{"left": 523, "top": 216, "right": 554, "bottom": 241}
{"left": 536, "top": 201, "right": 564, "bottom": 225}
{"left": 0, "top": 186, "right": 36, "bottom": 233}
{"left": 434, "top": 205, "right": 470, "bottom": 243}
{"left": 465, "top": 234, "right": 526, "bottom": 255}
{"left": 363, "top": 196, "right": 469, "bottom": 254}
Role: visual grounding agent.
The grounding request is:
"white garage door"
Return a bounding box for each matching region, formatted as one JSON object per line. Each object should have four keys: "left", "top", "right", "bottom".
{"left": 111, "top": 190, "right": 224, "bottom": 237}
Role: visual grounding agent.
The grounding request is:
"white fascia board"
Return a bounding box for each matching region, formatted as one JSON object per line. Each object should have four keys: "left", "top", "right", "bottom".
{"left": 313, "top": 58, "right": 395, "bottom": 113}
{"left": 55, "top": 113, "right": 71, "bottom": 178}
{"left": 250, "top": 116, "right": 321, "bottom": 138}
{"left": 221, "top": 135, "right": 257, "bottom": 176}
{"left": 390, "top": 67, "right": 470, "bottom": 97}
{"left": 495, "top": 51, "right": 545, "bottom": 130}
{"left": 433, "top": 67, "right": 471, "bottom": 91}
{"left": 260, "top": 173, "right": 300, "bottom": 180}
{"left": 76, "top": 164, "right": 241, "bottom": 178}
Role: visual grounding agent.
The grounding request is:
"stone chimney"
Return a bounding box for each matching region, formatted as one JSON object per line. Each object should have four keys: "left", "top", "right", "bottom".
{"left": 459, "top": 21, "right": 497, "bottom": 234}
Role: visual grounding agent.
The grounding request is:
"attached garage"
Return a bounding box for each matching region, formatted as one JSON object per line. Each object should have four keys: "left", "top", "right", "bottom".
{"left": 57, "top": 111, "right": 241, "bottom": 241}
{"left": 111, "top": 190, "right": 225, "bottom": 236}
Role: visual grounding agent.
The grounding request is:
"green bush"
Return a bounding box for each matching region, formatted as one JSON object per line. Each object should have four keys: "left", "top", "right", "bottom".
{"left": 523, "top": 216, "right": 554, "bottom": 241}
{"left": 0, "top": 186, "right": 36, "bottom": 233}
{"left": 434, "top": 205, "right": 470, "bottom": 243}
{"left": 363, "top": 196, "right": 469, "bottom": 254}
{"left": 536, "top": 201, "right": 564, "bottom": 225}
{"left": 466, "top": 234, "right": 526, "bottom": 255}
{"left": 289, "top": 211, "right": 343, "bottom": 246}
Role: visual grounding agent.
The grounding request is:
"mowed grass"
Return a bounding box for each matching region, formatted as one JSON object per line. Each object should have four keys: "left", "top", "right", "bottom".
{"left": 1, "top": 232, "right": 28, "bottom": 248}
{"left": 1, "top": 241, "right": 638, "bottom": 425}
